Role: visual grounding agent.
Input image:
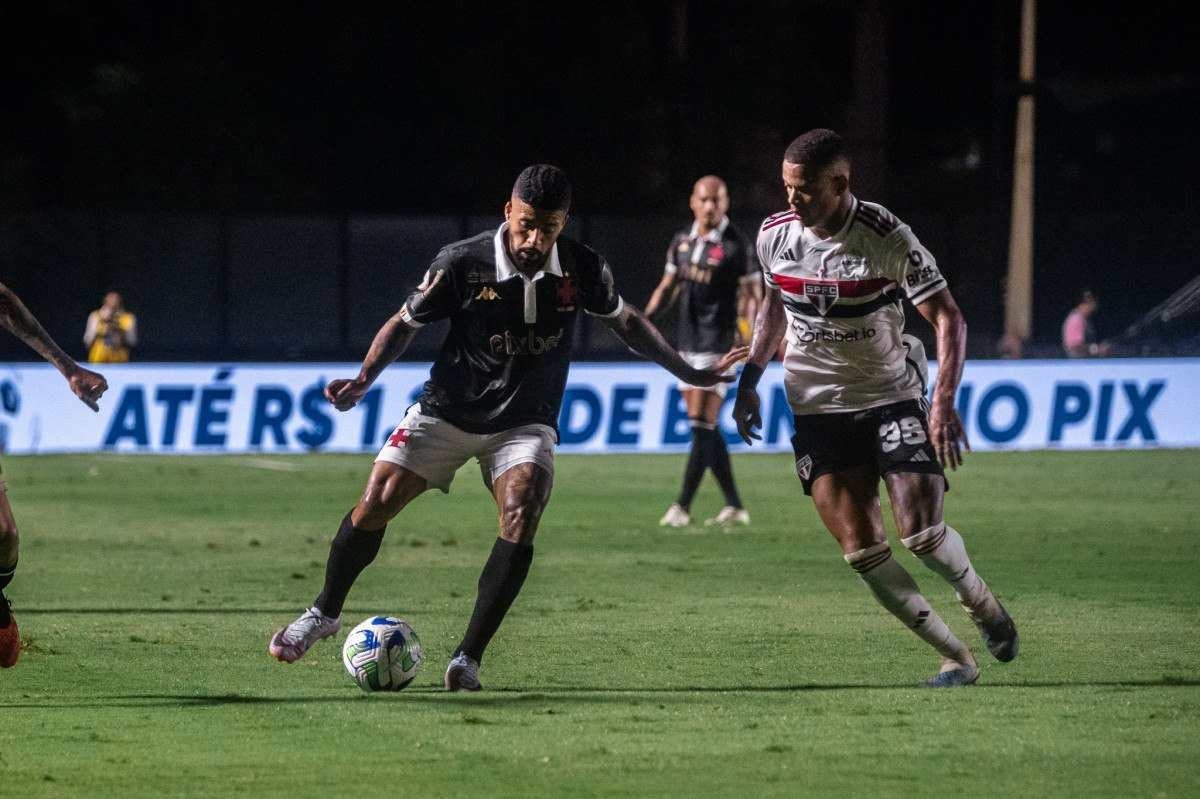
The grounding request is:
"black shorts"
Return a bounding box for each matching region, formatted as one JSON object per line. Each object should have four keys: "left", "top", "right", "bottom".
{"left": 790, "top": 399, "right": 947, "bottom": 496}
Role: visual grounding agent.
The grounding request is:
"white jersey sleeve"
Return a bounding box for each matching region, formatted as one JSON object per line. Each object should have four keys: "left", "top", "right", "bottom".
{"left": 756, "top": 211, "right": 794, "bottom": 291}
{"left": 884, "top": 224, "right": 946, "bottom": 306}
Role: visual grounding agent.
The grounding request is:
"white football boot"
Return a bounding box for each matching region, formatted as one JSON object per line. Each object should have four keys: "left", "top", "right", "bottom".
{"left": 705, "top": 506, "right": 750, "bottom": 528}
{"left": 444, "top": 653, "right": 482, "bottom": 691}
{"left": 659, "top": 503, "right": 691, "bottom": 528}
{"left": 924, "top": 651, "right": 980, "bottom": 688}
{"left": 268, "top": 607, "right": 341, "bottom": 663}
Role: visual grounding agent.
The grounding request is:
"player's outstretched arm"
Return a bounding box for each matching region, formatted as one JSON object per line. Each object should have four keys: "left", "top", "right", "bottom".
{"left": 916, "top": 287, "right": 970, "bottom": 469}
{"left": 325, "top": 311, "right": 418, "bottom": 411}
{"left": 600, "top": 304, "right": 746, "bottom": 387}
{"left": 732, "top": 288, "right": 787, "bottom": 444}
{"left": 0, "top": 281, "right": 108, "bottom": 411}
{"left": 642, "top": 272, "right": 678, "bottom": 321}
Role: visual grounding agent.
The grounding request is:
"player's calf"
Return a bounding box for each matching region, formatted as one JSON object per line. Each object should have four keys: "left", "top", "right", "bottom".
{"left": 845, "top": 541, "right": 976, "bottom": 677}
{"left": 901, "top": 522, "right": 1018, "bottom": 662}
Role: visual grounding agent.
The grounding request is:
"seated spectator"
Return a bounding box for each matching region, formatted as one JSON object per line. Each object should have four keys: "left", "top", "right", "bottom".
{"left": 84, "top": 292, "right": 138, "bottom": 363}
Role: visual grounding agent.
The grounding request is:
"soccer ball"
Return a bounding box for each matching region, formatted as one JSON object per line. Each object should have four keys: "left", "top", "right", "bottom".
{"left": 341, "top": 616, "right": 423, "bottom": 692}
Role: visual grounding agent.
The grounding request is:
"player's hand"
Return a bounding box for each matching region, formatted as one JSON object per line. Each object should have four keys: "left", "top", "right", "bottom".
{"left": 733, "top": 387, "right": 762, "bottom": 446}
{"left": 683, "top": 346, "right": 749, "bottom": 387}
{"left": 325, "top": 377, "right": 371, "bottom": 412}
{"left": 928, "top": 402, "right": 970, "bottom": 470}
{"left": 66, "top": 365, "right": 108, "bottom": 412}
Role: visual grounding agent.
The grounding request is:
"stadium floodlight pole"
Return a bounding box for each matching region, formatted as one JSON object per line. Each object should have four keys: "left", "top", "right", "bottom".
{"left": 1004, "top": 0, "right": 1037, "bottom": 345}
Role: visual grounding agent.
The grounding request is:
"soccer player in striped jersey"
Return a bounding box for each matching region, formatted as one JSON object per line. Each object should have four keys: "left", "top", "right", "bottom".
{"left": 0, "top": 282, "right": 109, "bottom": 668}
{"left": 732, "top": 129, "right": 1018, "bottom": 687}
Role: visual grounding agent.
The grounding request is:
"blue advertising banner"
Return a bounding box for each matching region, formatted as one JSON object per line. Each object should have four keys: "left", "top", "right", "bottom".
{"left": 1, "top": 360, "right": 1197, "bottom": 454}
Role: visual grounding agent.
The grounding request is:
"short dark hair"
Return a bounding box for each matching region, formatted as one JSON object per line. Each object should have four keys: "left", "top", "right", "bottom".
{"left": 784, "top": 129, "right": 848, "bottom": 172}
{"left": 513, "top": 164, "right": 572, "bottom": 212}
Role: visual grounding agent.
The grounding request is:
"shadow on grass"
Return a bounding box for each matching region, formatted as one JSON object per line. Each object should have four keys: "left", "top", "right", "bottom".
{"left": 3, "top": 678, "right": 1198, "bottom": 710}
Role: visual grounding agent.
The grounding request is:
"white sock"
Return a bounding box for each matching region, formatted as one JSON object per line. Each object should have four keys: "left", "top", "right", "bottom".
{"left": 845, "top": 542, "right": 970, "bottom": 662}
{"left": 901, "top": 523, "right": 991, "bottom": 610}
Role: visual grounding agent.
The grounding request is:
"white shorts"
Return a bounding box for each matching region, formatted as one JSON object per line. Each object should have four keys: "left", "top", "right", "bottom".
{"left": 677, "top": 351, "right": 734, "bottom": 398}
{"left": 375, "top": 407, "right": 556, "bottom": 494}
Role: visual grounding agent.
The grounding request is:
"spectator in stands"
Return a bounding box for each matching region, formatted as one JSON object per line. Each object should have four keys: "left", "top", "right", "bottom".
{"left": 1062, "top": 290, "right": 1109, "bottom": 357}
{"left": 84, "top": 292, "right": 138, "bottom": 363}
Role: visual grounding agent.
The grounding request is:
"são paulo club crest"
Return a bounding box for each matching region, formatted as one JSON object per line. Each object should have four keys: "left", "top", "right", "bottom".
{"left": 805, "top": 282, "right": 839, "bottom": 315}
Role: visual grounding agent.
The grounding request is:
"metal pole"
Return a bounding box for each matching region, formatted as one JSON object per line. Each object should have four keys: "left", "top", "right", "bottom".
{"left": 1005, "top": 0, "right": 1037, "bottom": 344}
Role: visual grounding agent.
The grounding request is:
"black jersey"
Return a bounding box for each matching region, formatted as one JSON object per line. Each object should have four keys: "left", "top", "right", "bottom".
{"left": 664, "top": 217, "right": 757, "bottom": 353}
{"left": 399, "top": 225, "right": 623, "bottom": 435}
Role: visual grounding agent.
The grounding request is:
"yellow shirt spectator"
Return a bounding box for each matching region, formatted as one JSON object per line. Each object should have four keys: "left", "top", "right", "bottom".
{"left": 84, "top": 292, "right": 138, "bottom": 363}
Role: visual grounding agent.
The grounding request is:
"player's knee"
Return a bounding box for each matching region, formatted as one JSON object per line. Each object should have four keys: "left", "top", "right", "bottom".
{"left": 499, "top": 497, "right": 542, "bottom": 544}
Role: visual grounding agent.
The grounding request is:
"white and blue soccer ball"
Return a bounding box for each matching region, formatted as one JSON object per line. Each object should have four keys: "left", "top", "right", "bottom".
{"left": 341, "top": 616, "right": 423, "bottom": 692}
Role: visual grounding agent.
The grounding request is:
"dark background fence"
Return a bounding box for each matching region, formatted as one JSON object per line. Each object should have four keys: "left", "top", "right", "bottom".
{"left": 3, "top": 205, "right": 1196, "bottom": 363}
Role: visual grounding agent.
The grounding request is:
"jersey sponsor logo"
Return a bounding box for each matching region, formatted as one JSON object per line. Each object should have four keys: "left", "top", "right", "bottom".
{"left": 475, "top": 286, "right": 501, "bottom": 301}
{"left": 906, "top": 263, "right": 939, "bottom": 289}
{"left": 680, "top": 263, "right": 715, "bottom": 284}
{"left": 489, "top": 328, "right": 565, "bottom": 357}
{"left": 791, "top": 318, "right": 876, "bottom": 344}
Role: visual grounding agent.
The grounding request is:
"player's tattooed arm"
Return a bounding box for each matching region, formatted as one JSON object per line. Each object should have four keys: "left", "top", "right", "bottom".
{"left": 325, "top": 311, "right": 418, "bottom": 412}
{"left": 601, "top": 304, "right": 745, "bottom": 387}
{"left": 0, "top": 281, "right": 108, "bottom": 411}
{"left": 915, "top": 287, "right": 970, "bottom": 469}
{"left": 732, "top": 288, "right": 787, "bottom": 444}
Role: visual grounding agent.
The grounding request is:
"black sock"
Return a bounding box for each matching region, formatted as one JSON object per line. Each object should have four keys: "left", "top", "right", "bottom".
{"left": 314, "top": 512, "right": 384, "bottom": 618}
{"left": 676, "top": 424, "right": 712, "bottom": 510}
{"left": 0, "top": 559, "right": 14, "bottom": 592}
{"left": 455, "top": 538, "right": 534, "bottom": 662}
{"left": 708, "top": 433, "right": 743, "bottom": 508}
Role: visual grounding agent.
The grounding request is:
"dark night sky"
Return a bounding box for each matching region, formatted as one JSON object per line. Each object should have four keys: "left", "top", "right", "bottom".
{"left": 3, "top": 2, "right": 1197, "bottom": 215}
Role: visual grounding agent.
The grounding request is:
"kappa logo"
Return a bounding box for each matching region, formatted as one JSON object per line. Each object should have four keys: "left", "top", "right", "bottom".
{"left": 795, "top": 454, "right": 813, "bottom": 481}
{"left": 475, "top": 286, "right": 501, "bottom": 301}
{"left": 805, "top": 282, "right": 839, "bottom": 315}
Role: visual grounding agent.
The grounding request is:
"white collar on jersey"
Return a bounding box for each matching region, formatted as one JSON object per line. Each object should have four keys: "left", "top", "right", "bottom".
{"left": 493, "top": 223, "right": 563, "bottom": 282}
{"left": 688, "top": 215, "right": 730, "bottom": 242}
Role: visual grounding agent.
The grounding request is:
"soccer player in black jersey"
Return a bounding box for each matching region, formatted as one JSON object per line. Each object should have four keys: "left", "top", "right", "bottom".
{"left": 269, "top": 165, "right": 745, "bottom": 690}
{"left": 0, "top": 282, "right": 109, "bottom": 668}
{"left": 644, "top": 176, "right": 761, "bottom": 528}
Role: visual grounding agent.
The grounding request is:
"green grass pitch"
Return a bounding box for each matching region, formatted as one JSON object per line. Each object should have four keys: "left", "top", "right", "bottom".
{"left": 1, "top": 451, "right": 1198, "bottom": 797}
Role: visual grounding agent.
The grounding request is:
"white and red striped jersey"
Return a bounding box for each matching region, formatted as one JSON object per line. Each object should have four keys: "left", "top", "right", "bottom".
{"left": 756, "top": 196, "right": 946, "bottom": 415}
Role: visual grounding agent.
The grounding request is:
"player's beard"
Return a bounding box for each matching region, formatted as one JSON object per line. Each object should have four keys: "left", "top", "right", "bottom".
{"left": 515, "top": 248, "right": 546, "bottom": 270}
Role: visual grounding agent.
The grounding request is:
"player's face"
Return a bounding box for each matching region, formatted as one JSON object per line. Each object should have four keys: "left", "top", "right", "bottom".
{"left": 505, "top": 197, "right": 567, "bottom": 272}
{"left": 782, "top": 161, "right": 844, "bottom": 231}
{"left": 689, "top": 179, "right": 729, "bottom": 229}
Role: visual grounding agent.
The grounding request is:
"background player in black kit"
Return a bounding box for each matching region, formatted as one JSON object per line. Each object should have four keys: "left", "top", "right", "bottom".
{"left": 269, "top": 165, "right": 745, "bottom": 690}
{"left": 644, "top": 176, "right": 761, "bottom": 528}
